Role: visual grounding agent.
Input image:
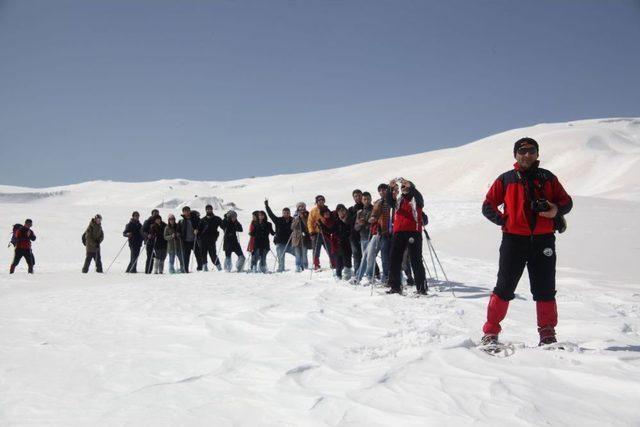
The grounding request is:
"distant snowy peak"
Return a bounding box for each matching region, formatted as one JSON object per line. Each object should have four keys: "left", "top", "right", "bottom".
{"left": 1, "top": 118, "right": 639, "bottom": 206}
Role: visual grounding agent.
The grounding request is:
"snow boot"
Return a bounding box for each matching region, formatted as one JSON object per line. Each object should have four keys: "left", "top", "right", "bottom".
{"left": 203, "top": 263, "right": 209, "bottom": 272}
{"left": 313, "top": 257, "right": 321, "bottom": 270}
{"left": 9, "top": 265, "right": 15, "bottom": 274}
{"left": 236, "top": 256, "right": 246, "bottom": 272}
{"left": 480, "top": 334, "right": 499, "bottom": 346}
{"left": 538, "top": 326, "right": 557, "bottom": 346}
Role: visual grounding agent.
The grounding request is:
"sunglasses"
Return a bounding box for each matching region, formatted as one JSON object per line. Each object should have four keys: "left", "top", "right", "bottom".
{"left": 517, "top": 147, "right": 538, "bottom": 155}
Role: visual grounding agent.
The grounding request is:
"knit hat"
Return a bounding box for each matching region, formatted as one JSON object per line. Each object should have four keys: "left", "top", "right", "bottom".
{"left": 514, "top": 137, "right": 539, "bottom": 157}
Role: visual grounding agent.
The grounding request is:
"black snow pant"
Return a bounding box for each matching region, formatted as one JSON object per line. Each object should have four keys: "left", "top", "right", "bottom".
{"left": 388, "top": 231, "right": 426, "bottom": 293}
{"left": 11, "top": 249, "right": 34, "bottom": 273}
{"left": 402, "top": 248, "right": 414, "bottom": 285}
{"left": 144, "top": 241, "right": 154, "bottom": 274}
{"left": 82, "top": 249, "right": 103, "bottom": 273}
{"left": 350, "top": 238, "right": 362, "bottom": 274}
{"left": 200, "top": 238, "right": 222, "bottom": 270}
{"left": 182, "top": 241, "right": 194, "bottom": 273}
{"left": 335, "top": 252, "right": 353, "bottom": 279}
{"left": 494, "top": 233, "right": 556, "bottom": 302}
{"left": 127, "top": 244, "right": 141, "bottom": 273}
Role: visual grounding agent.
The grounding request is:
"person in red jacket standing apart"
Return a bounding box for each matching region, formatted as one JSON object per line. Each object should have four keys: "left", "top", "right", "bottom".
{"left": 10, "top": 219, "right": 36, "bottom": 274}
{"left": 481, "top": 137, "right": 573, "bottom": 346}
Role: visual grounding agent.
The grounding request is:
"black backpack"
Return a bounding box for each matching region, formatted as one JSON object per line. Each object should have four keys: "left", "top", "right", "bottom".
{"left": 10, "top": 223, "right": 21, "bottom": 247}
{"left": 82, "top": 232, "right": 87, "bottom": 246}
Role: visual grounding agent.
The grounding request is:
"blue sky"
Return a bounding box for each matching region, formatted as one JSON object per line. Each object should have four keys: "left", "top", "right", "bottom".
{"left": 1, "top": 0, "right": 639, "bottom": 187}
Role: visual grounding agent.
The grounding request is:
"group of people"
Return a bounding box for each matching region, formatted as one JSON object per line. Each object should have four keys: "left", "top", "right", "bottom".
{"left": 111, "top": 176, "right": 430, "bottom": 297}
{"left": 8, "top": 137, "right": 573, "bottom": 346}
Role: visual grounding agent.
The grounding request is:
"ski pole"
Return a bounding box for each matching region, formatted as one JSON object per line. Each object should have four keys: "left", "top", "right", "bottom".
{"left": 178, "top": 238, "right": 186, "bottom": 273}
{"left": 128, "top": 240, "right": 146, "bottom": 273}
{"left": 427, "top": 238, "right": 449, "bottom": 283}
{"left": 272, "top": 233, "right": 293, "bottom": 272}
{"left": 309, "top": 233, "right": 321, "bottom": 280}
{"left": 106, "top": 239, "right": 128, "bottom": 273}
{"left": 423, "top": 228, "right": 438, "bottom": 280}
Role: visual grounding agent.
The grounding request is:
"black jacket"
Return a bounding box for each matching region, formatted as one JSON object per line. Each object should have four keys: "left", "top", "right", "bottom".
{"left": 250, "top": 221, "right": 275, "bottom": 250}
{"left": 221, "top": 218, "right": 243, "bottom": 252}
{"left": 123, "top": 219, "right": 143, "bottom": 247}
{"left": 141, "top": 216, "right": 155, "bottom": 242}
{"left": 265, "top": 204, "right": 293, "bottom": 245}
{"left": 149, "top": 222, "right": 168, "bottom": 250}
{"left": 197, "top": 213, "right": 223, "bottom": 242}
{"left": 347, "top": 202, "right": 364, "bottom": 242}
{"left": 178, "top": 212, "right": 201, "bottom": 241}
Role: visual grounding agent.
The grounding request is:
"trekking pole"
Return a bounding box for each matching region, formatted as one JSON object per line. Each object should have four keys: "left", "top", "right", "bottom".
{"left": 427, "top": 237, "right": 449, "bottom": 282}
{"left": 128, "top": 240, "right": 146, "bottom": 273}
{"left": 272, "top": 233, "right": 293, "bottom": 272}
{"left": 106, "top": 239, "right": 128, "bottom": 273}
{"left": 216, "top": 236, "right": 224, "bottom": 270}
{"left": 178, "top": 238, "right": 186, "bottom": 273}
{"left": 309, "top": 233, "right": 321, "bottom": 280}
{"left": 423, "top": 228, "right": 439, "bottom": 281}
{"left": 420, "top": 236, "right": 433, "bottom": 279}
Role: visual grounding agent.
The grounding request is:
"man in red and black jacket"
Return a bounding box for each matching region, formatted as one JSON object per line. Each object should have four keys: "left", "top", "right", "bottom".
{"left": 10, "top": 219, "right": 36, "bottom": 274}
{"left": 481, "top": 137, "right": 573, "bottom": 347}
{"left": 386, "top": 178, "right": 427, "bottom": 295}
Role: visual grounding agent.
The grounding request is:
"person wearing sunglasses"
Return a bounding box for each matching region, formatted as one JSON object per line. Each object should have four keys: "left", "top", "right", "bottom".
{"left": 481, "top": 137, "right": 573, "bottom": 348}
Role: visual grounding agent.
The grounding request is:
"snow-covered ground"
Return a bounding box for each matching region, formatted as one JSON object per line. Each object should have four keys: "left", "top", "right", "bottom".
{"left": 1, "top": 118, "right": 639, "bottom": 426}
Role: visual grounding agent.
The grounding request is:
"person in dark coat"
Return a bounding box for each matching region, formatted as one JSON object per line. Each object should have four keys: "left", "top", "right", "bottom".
{"left": 10, "top": 219, "right": 36, "bottom": 274}
{"left": 82, "top": 214, "right": 104, "bottom": 273}
{"left": 347, "top": 189, "right": 364, "bottom": 274}
{"left": 178, "top": 206, "right": 200, "bottom": 273}
{"left": 196, "top": 204, "right": 223, "bottom": 271}
{"left": 249, "top": 211, "right": 274, "bottom": 273}
{"left": 265, "top": 199, "right": 294, "bottom": 272}
{"left": 221, "top": 210, "right": 245, "bottom": 272}
{"left": 149, "top": 214, "right": 167, "bottom": 274}
{"left": 164, "top": 214, "right": 183, "bottom": 274}
{"left": 141, "top": 209, "right": 159, "bottom": 274}
{"left": 320, "top": 205, "right": 353, "bottom": 280}
{"left": 123, "top": 211, "right": 143, "bottom": 273}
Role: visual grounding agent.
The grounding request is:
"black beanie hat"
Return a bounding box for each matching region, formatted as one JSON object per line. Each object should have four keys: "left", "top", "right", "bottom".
{"left": 514, "top": 137, "right": 539, "bottom": 157}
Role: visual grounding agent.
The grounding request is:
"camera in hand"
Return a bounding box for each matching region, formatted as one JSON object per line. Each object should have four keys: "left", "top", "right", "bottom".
{"left": 531, "top": 198, "right": 551, "bottom": 213}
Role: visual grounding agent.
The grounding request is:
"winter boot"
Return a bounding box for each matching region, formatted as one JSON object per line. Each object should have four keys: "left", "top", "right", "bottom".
{"left": 480, "top": 334, "right": 499, "bottom": 346}
{"left": 236, "top": 256, "right": 246, "bottom": 272}
{"left": 9, "top": 264, "right": 15, "bottom": 274}
{"left": 203, "top": 263, "right": 209, "bottom": 272}
{"left": 224, "top": 257, "right": 232, "bottom": 272}
{"left": 313, "top": 257, "right": 321, "bottom": 270}
{"left": 536, "top": 300, "right": 558, "bottom": 345}
{"left": 538, "top": 326, "right": 557, "bottom": 346}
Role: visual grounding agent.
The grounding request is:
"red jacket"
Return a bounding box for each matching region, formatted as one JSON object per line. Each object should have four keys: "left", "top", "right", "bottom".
{"left": 14, "top": 227, "right": 36, "bottom": 250}
{"left": 387, "top": 186, "right": 425, "bottom": 233}
{"left": 482, "top": 162, "right": 573, "bottom": 236}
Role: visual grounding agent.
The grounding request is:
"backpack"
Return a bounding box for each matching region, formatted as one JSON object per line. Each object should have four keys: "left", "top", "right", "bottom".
{"left": 82, "top": 232, "right": 87, "bottom": 246}
{"left": 10, "top": 224, "right": 21, "bottom": 247}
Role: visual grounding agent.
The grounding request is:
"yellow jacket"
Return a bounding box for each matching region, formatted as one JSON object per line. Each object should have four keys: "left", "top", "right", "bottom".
{"left": 307, "top": 205, "right": 322, "bottom": 235}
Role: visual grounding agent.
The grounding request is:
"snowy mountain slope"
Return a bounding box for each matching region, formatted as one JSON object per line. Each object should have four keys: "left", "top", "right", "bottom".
{"left": 1, "top": 118, "right": 639, "bottom": 426}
